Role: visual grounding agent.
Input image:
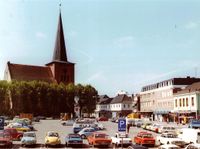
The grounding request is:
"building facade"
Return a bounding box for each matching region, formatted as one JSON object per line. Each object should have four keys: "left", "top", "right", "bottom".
{"left": 139, "top": 77, "right": 200, "bottom": 122}
{"left": 173, "top": 82, "right": 200, "bottom": 123}
{"left": 95, "top": 94, "right": 133, "bottom": 118}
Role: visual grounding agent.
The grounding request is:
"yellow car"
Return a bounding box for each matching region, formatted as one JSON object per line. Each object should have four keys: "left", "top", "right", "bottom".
{"left": 45, "top": 131, "right": 61, "bottom": 147}
{"left": 7, "top": 124, "right": 30, "bottom": 132}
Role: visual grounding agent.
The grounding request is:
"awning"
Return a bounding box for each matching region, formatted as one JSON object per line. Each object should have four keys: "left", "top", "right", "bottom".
{"left": 153, "top": 110, "right": 170, "bottom": 114}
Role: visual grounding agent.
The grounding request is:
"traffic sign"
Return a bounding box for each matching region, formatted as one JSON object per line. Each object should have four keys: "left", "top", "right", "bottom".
{"left": 0, "top": 117, "right": 4, "bottom": 130}
{"left": 118, "top": 118, "right": 126, "bottom": 132}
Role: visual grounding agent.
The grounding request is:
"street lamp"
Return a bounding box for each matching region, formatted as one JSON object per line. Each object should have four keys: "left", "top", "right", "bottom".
{"left": 74, "top": 96, "right": 80, "bottom": 118}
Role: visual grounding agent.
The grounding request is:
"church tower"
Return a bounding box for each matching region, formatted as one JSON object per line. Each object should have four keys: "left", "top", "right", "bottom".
{"left": 46, "top": 12, "right": 75, "bottom": 84}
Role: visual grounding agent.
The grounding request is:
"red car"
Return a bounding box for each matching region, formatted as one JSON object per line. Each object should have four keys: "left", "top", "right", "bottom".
{"left": 0, "top": 131, "right": 13, "bottom": 148}
{"left": 98, "top": 117, "right": 108, "bottom": 121}
{"left": 4, "top": 128, "right": 23, "bottom": 140}
{"left": 133, "top": 132, "right": 155, "bottom": 147}
{"left": 87, "top": 132, "right": 111, "bottom": 147}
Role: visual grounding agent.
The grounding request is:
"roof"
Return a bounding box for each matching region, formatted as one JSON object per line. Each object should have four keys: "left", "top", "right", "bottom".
{"left": 97, "top": 95, "right": 113, "bottom": 104}
{"left": 7, "top": 62, "right": 56, "bottom": 83}
{"left": 53, "top": 12, "right": 68, "bottom": 62}
{"left": 110, "top": 94, "right": 132, "bottom": 104}
{"left": 175, "top": 81, "right": 200, "bottom": 95}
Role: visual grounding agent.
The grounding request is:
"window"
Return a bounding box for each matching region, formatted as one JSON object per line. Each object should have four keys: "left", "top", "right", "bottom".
{"left": 179, "top": 98, "right": 182, "bottom": 107}
{"left": 191, "top": 97, "right": 194, "bottom": 106}
{"left": 183, "top": 98, "right": 185, "bottom": 107}
{"left": 175, "top": 99, "right": 177, "bottom": 107}
{"left": 186, "top": 98, "right": 188, "bottom": 106}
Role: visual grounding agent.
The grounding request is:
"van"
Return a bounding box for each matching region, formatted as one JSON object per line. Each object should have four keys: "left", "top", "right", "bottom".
{"left": 188, "top": 119, "right": 200, "bottom": 129}
{"left": 178, "top": 128, "right": 200, "bottom": 144}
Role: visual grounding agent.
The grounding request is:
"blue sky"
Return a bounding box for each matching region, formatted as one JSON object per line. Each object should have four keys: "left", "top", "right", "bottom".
{"left": 1, "top": 0, "right": 200, "bottom": 96}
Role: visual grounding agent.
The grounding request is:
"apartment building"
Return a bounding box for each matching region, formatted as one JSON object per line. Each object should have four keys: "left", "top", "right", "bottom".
{"left": 95, "top": 94, "right": 133, "bottom": 118}
{"left": 174, "top": 82, "right": 200, "bottom": 122}
{"left": 139, "top": 77, "right": 200, "bottom": 121}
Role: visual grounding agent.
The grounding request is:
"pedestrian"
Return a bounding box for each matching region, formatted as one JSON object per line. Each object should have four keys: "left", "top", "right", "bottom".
{"left": 127, "top": 124, "right": 130, "bottom": 134}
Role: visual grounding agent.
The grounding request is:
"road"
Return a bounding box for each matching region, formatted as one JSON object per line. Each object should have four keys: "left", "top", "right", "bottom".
{"left": 10, "top": 119, "right": 186, "bottom": 149}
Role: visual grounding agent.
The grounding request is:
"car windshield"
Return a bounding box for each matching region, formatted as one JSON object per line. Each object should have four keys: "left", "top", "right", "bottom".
{"left": 95, "top": 134, "right": 108, "bottom": 138}
{"left": 169, "top": 147, "right": 180, "bottom": 149}
{"left": 167, "top": 134, "right": 177, "bottom": 138}
{"left": 48, "top": 132, "right": 58, "bottom": 137}
{"left": 69, "top": 134, "right": 80, "bottom": 139}
{"left": 24, "top": 133, "right": 35, "bottom": 137}
{"left": 142, "top": 134, "right": 153, "bottom": 138}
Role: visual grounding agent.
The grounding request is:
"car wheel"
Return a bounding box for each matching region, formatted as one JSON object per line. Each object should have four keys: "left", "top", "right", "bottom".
{"left": 81, "top": 134, "right": 86, "bottom": 139}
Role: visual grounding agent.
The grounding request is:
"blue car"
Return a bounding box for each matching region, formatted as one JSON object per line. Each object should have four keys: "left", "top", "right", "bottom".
{"left": 21, "top": 132, "right": 37, "bottom": 147}
{"left": 78, "top": 127, "right": 95, "bottom": 139}
{"left": 65, "top": 134, "right": 83, "bottom": 147}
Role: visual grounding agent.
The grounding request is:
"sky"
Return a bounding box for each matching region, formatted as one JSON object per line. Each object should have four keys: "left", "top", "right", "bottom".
{"left": 1, "top": 0, "right": 200, "bottom": 96}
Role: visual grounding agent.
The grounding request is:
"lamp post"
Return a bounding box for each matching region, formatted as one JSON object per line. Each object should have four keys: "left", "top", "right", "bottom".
{"left": 74, "top": 96, "right": 80, "bottom": 118}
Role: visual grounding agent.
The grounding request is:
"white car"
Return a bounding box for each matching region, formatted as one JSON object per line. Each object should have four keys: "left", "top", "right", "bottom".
{"left": 111, "top": 133, "right": 132, "bottom": 147}
{"left": 157, "top": 132, "right": 186, "bottom": 148}
{"left": 158, "top": 144, "right": 180, "bottom": 149}
{"left": 158, "top": 126, "right": 176, "bottom": 134}
{"left": 150, "top": 123, "right": 161, "bottom": 132}
{"left": 185, "top": 143, "right": 200, "bottom": 149}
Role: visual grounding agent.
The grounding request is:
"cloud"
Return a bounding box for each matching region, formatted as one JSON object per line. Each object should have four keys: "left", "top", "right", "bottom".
{"left": 35, "top": 32, "right": 46, "bottom": 39}
{"left": 113, "top": 36, "right": 135, "bottom": 48}
{"left": 185, "top": 21, "right": 198, "bottom": 29}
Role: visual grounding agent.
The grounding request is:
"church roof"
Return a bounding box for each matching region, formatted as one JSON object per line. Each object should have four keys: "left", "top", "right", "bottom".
{"left": 53, "top": 12, "right": 68, "bottom": 62}
{"left": 7, "top": 62, "right": 56, "bottom": 83}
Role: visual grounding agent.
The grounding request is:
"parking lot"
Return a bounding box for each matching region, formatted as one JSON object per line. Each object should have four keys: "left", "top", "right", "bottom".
{"left": 7, "top": 119, "right": 189, "bottom": 149}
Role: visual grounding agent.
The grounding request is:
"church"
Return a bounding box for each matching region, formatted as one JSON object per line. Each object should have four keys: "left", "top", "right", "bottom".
{"left": 4, "top": 12, "right": 75, "bottom": 85}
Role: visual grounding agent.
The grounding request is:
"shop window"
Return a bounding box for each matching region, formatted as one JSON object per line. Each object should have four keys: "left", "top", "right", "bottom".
{"left": 179, "top": 98, "right": 182, "bottom": 107}
{"left": 186, "top": 98, "right": 188, "bottom": 106}
{"left": 191, "top": 97, "right": 194, "bottom": 106}
{"left": 183, "top": 98, "right": 185, "bottom": 107}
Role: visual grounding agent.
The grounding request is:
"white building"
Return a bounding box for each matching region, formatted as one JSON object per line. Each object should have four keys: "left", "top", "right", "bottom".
{"left": 173, "top": 82, "right": 200, "bottom": 122}
{"left": 139, "top": 77, "right": 200, "bottom": 122}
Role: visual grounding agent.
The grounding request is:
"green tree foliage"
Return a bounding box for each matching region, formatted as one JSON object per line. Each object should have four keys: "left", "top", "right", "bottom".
{"left": 0, "top": 81, "right": 98, "bottom": 117}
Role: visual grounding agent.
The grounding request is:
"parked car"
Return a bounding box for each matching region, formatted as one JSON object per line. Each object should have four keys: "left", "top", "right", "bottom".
{"left": 158, "top": 126, "right": 176, "bottom": 134}
{"left": 127, "top": 144, "right": 148, "bottom": 149}
{"left": 185, "top": 143, "right": 200, "bottom": 149}
{"left": 141, "top": 122, "right": 152, "bottom": 130}
{"left": 135, "top": 119, "right": 143, "bottom": 127}
{"left": 111, "top": 132, "right": 132, "bottom": 147}
{"left": 73, "top": 123, "right": 83, "bottom": 133}
{"left": 150, "top": 123, "right": 161, "bottom": 133}
{"left": 98, "top": 117, "right": 108, "bottom": 121}
{"left": 21, "top": 131, "right": 37, "bottom": 147}
{"left": 157, "top": 132, "right": 186, "bottom": 148}
{"left": 65, "top": 133, "right": 83, "bottom": 147}
{"left": 61, "top": 120, "right": 75, "bottom": 126}
{"left": 87, "top": 132, "right": 111, "bottom": 147}
{"left": 78, "top": 127, "right": 96, "bottom": 139}
{"left": 178, "top": 128, "right": 200, "bottom": 144}
{"left": 44, "top": 131, "right": 61, "bottom": 147}
{"left": 146, "top": 123, "right": 153, "bottom": 131}
{"left": 188, "top": 119, "right": 200, "bottom": 129}
{"left": 4, "top": 128, "right": 23, "bottom": 141}
{"left": 0, "top": 131, "right": 13, "bottom": 148}
{"left": 158, "top": 144, "right": 180, "bottom": 149}
{"left": 7, "top": 123, "right": 31, "bottom": 132}
{"left": 133, "top": 132, "right": 155, "bottom": 147}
